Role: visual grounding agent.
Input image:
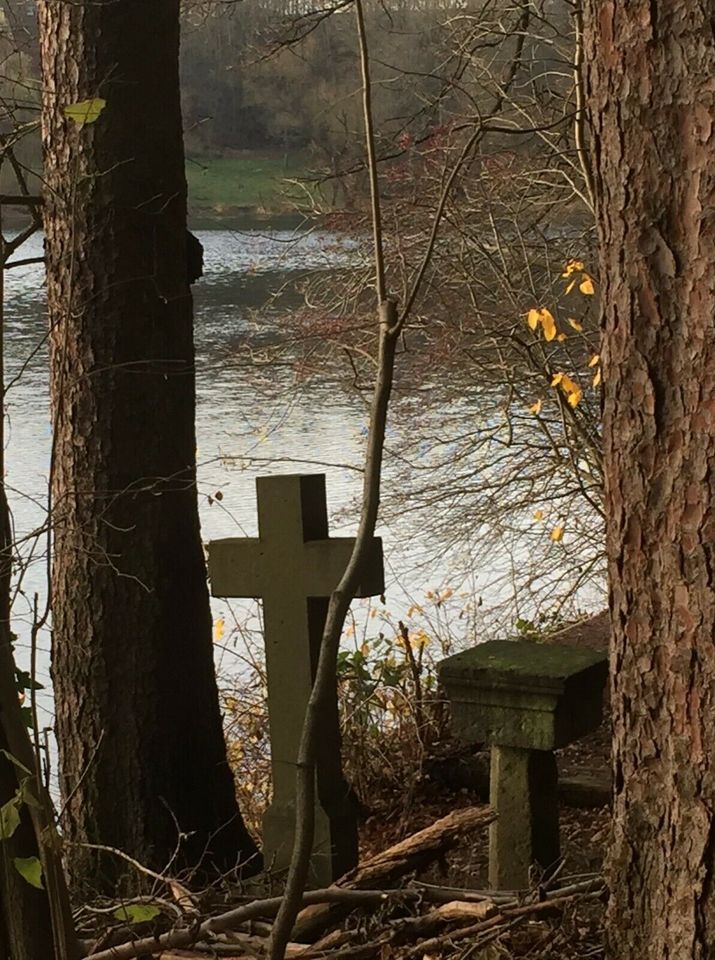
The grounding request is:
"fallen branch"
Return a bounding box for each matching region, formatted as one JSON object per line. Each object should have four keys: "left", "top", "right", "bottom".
{"left": 403, "top": 886, "right": 605, "bottom": 956}
{"left": 87, "top": 889, "right": 419, "bottom": 960}
{"left": 86, "top": 854, "right": 600, "bottom": 960}
{"left": 292, "top": 806, "right": 496, "bottom": 941}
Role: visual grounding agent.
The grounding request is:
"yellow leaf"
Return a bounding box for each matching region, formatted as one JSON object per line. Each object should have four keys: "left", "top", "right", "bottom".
{"left": 579, "top": 275, "right": 595, "bottom": 295}
{"left": 593, "top": 367, "right": 602, "bottom": 387}
{"left": 556, "top": 333, "right": 567, "bottom": 342}
{"left": 588, "top": 353, "right": 601, "bottom": 367}
{"left": 562, "top": 259, "right": 585, "bottom": 277}
{"left": 529, "top": 399, "right": 542, "bottom": 415}
{"left": 539, "top": 308, "right": 557, "bottom": 342}
{"left": 567, "top": 386, "right": 583, "bottom": 407}
{"left": 533, "top": 510, "right": 544, "bottom": 521}
{"left": 64, "top": 97, "right": 106, "bottom": 126}
{"left": 214, "top": 617, "right": 225, "bottom": 642}
{"left": 568, "top": 318, "right": 583, "bottom": 332}
{"left": 526, "top": 308, "right": 540, "bottom": 331}
{"left": 550, "top": 526, "right": 565, "bottom": 542}
{"left": 565, "top": 278, "right": 577, "bottom": 295}
{"left": 551, "top": 372, "right": 583, "bottom": 407}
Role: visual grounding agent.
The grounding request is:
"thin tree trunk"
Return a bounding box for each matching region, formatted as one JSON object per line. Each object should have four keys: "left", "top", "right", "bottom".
{"left": 585, "top": 2, "right": 715, "bottom": 956}
{"left": 0, "top": 217, "right": 70, "bottom": 958}
{"left": 37, "top": 0, "right": 258, "bottom": 892}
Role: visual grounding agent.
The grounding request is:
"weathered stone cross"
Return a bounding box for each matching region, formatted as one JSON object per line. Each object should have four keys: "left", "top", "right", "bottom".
{"left": 208, "top": 474, "right": 384, "bottom": 885}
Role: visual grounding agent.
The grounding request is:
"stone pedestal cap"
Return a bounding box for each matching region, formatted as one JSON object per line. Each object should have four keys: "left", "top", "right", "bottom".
{"left": 438, "top": 639, "right": 607, "bottom": 751}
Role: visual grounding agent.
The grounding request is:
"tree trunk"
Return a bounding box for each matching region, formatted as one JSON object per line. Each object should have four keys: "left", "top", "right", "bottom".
{"left": 585, "top": 3, "right": 715, "bottom": 956}
{"left": 0, "top": 487, "right": 55, "bottom": 957}
{"left": 37, "top": 0, "right": 259, "bottom": 891}
{"left": 0, "top": 236, "right": 62, "bottom": 957}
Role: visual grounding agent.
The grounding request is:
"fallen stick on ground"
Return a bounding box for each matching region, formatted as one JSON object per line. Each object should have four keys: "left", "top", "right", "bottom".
{"left": 86, "top": 890, "right": 409, "bottom": 960}
{"left": 110, "top": 876, "right": 603, "bottom": 960}
{"left": 403, "top": 886, "right": 605, "bottom": 956}
{"left": 86, "top": 806, "right": 496, "bottom": 960}
{"left": 292, "top": 805, "right": 497, "bottom": 942}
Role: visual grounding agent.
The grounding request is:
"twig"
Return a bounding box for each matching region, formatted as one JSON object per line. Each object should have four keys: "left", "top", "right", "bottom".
{"left": 355, "top": 0, "right": 386, "bottom": 304}
{"left": 67, "top": 842, "right": 174, "bottom": 888}
{"left": 266, "top": 5, "right": 396, "bottom": 959}
{"left": 88, "top": 889, "right": 414, "bottom": 960}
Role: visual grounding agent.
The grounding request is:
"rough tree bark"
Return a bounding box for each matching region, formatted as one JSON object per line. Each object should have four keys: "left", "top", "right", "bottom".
{"left": 585, "top": 2, "right": 715, "bottom": 957}
{"left": 37, "top": 0, "right": 258, "bottom": 890}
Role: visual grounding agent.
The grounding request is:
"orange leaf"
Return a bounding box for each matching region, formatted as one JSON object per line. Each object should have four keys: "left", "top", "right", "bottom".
{"left": 539, "top": 308, "right": 557, "bottom": 342}
{"left": 562, "top": 259, "right": 585, "bottom": 277}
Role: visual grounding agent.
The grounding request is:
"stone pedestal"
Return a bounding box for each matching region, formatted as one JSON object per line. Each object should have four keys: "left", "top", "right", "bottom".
{"left": 489, "top": 746, "right": 559, "bottom": 888}
{"left": 438, "top": 639, "right": 607, "bottom": 890}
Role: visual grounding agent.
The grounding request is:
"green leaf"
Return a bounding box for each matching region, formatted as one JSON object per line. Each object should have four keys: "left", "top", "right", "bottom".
{"left": 0, "top": 798, "right": 20, "bottom": 839}
{"left": 113, "top": 904, "right": 161, "bottom": 924}
{"left": 17, "top": 779, "right": 41, "bottom": 810}
{"left": 15, "top": 669, "right": 44, "bottom": 692}
{"left": 64, "top": 98, "right": 106, "bottom": 126}
{"left": 13, "top": 857, "right": 43, "bottom": 889}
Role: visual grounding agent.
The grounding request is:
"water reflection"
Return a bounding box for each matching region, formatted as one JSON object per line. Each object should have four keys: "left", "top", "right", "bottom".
{"left": 4, "top": 225, "right": 476, "bottom": 742}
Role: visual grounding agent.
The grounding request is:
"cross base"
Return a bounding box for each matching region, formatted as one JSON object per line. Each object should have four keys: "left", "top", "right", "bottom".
{"left": 488, "top": 745, "right": 560, "bottom": 890}
{"left": 263, "top": 793, "right": 358, "bottom": 888}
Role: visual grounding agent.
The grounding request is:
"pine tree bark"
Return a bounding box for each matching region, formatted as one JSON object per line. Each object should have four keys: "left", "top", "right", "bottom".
{"left": 37, "top": 0, "right": 259, "bottom": 891}
{"left": 585, "top": 3, "right": 715, "bottom": 956}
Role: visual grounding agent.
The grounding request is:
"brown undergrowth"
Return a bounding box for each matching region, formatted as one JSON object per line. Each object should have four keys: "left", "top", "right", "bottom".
{"left": 214, "top": 604, "right": 610, "bottom": 959}
{"left": 220, "top": 591, "right": 469, "bottom": 838}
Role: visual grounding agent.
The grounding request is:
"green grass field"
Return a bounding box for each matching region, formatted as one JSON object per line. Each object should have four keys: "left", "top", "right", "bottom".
{"left": 186, "top": 153, "right": 311, "bottom": 216}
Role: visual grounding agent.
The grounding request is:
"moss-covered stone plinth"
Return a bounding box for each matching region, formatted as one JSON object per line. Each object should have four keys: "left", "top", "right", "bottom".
{"left": 438, "top": 639, "right": 607, "bottom": 751}
{"left": 438, "top": 640, "right": 607, "bottom": 889}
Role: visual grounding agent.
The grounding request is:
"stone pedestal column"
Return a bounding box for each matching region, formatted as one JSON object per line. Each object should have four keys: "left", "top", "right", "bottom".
{"left": 488, "top": 746, "right": 559, "bottom": 889}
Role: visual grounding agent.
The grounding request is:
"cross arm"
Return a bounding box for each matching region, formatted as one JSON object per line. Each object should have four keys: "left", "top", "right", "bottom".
{"left": 207, "top": 538, "right": 266, "bottom": 598}
{"left": 304, "top": 537, "right": 384, "bottom": 598}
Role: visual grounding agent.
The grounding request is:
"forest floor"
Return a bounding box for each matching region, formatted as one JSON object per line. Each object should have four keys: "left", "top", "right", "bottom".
{"left": 90, "top": 615, "right": 612, "bottom": 959}
{"left": 356, "top": 727, "right": 610, "bottom": 959}
{"left": 135, "top": 725, "right": 609, "bottom": 960}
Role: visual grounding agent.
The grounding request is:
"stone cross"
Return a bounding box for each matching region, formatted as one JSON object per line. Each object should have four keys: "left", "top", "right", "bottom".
{"left": 208, "top": 474, "right": 384, "bottom": 886}
{"left": 438, "top": 640, "right": 607, "bottom": 889}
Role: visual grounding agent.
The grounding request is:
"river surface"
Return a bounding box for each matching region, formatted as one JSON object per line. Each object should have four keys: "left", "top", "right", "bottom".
{"left": 4, "top": 222, "right": 497, "bottom": 746}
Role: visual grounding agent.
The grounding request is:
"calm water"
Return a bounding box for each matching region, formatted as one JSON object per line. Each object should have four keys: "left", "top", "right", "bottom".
{"left": 4, "top": 224, "right": 489, "bottom": 741}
